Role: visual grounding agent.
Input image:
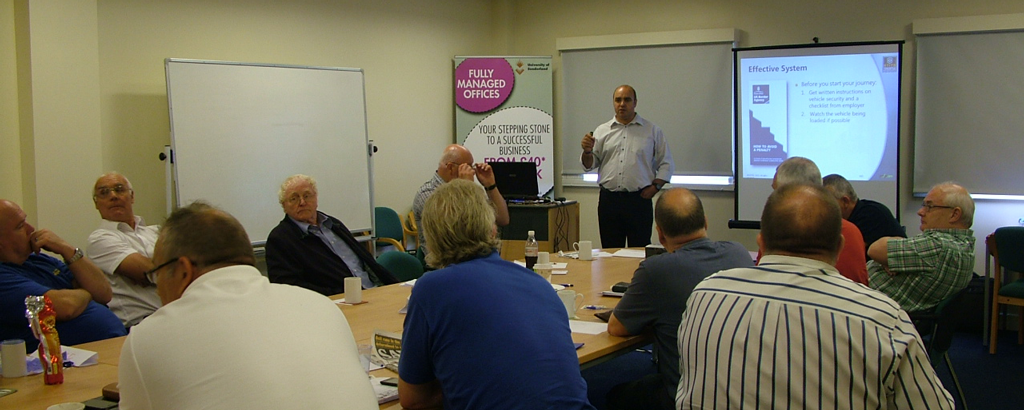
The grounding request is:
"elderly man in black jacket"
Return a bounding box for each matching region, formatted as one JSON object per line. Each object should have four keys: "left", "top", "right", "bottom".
{"left": 265, "top": 174, "right": 398, "bottom": 295}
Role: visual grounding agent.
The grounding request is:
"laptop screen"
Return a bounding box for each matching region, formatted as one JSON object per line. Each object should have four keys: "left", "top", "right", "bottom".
{"left": 487, "top": 161, "right": 539, "bottom": 199}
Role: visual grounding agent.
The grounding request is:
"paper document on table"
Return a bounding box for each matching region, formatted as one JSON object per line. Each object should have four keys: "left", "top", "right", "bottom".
{"left": 370, "top": 376, "right": 399, "bottom": 404}
{"left": 612, "top": 249, "right": 646, "bottom": 258}
{"left": 63, "top": 346, "right": 98, "bottom": 367}
{"left": 569, "top": 320, "right": 608, "bottom": 335}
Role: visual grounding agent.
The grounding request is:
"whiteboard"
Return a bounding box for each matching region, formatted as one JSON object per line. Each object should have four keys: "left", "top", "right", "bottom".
{"left": 165, "top": 59, "right": 373, "bottom": 245}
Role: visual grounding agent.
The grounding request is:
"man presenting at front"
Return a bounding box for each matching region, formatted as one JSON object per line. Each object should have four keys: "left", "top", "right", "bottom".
{"left": 582, "top": 85, "right": 674, "bottom": 248}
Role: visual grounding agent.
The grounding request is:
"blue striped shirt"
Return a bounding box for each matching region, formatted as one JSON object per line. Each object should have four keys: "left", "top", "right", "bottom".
{"left": 676, "top": 255, "right": 954, "bottom": 410}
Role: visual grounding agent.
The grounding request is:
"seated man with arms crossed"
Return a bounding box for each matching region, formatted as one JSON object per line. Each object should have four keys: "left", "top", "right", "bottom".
{"left": 823, "top": 173, "right": 906, "bottom": 251}
{"left": 399, "top": 179, "right": 594, "bottom": 410}
{"left": 266, "top": 174, "right": 398, "bottom": 295}
{"left": 118, "top": 202, "right": 378, "bottom": 410}
{"left": 87, "top": 172, "right": 162, "bottom": 328}
{"left": 0, "top": 199, "right": 125, "bottom": 349}
{"left": 868, "top": 182, "right": 976, "bottom": 312}
{"left": 676, "top": 184, "right": 953, "bottom": 409}
{"left": 605, "top": 188, "right": 752, "bottom": 410}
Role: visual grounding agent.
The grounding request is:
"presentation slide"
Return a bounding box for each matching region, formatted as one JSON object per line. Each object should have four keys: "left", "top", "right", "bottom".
{"left": 734, "top": 42, "right": 902, "bottom": 224}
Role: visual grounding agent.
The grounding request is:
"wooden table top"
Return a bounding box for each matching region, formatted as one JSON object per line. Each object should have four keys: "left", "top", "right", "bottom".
{"left": 1, "top": 249, "right": 644, "bottom": 409}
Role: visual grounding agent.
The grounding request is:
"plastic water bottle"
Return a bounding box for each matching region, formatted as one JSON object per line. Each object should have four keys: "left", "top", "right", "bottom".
{"left": 525, "top": 230, "right": 538, "bottom": 269}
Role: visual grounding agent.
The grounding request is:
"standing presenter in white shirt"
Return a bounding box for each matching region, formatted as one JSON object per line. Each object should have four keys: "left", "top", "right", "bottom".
{"left": 581, "top": 85, "right": 674, "bottom": 248}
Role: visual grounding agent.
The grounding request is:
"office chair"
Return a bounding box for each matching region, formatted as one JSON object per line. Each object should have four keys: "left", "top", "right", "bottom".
{"left": 376, "top": 250, "right": 425, "bottom": 282}
{"left": 374, "top": 207, "right": 406, "bottom": 252}
{"left": 988, "top": 226, "right": 1024, "bottom": 354}
{"left": 402, "top": 210, "right": 421, "bottom": 250}
{"left": 910, "top": 287, "right": 970, "bottom": 409}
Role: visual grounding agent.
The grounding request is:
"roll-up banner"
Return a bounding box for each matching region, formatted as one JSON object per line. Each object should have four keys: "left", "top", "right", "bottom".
{"left": 454, "top": 56, "right": 553, "bottom": 196}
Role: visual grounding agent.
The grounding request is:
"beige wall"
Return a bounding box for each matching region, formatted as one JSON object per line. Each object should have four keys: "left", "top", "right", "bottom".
{"left": 5, "top": 0, "right": 1024, "bottom": 270}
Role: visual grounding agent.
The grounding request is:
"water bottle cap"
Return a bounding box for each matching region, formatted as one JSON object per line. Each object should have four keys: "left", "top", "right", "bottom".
{"left": 528, "top": 230, "right": 535, "bottom": 236}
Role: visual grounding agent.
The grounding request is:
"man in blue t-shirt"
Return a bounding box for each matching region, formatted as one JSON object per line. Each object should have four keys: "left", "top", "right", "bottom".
{"left": 398, "top": 180, "right": 595, "bottom": 410}
{"left": 0, "top": 200, "right": 126, "bottom": 351}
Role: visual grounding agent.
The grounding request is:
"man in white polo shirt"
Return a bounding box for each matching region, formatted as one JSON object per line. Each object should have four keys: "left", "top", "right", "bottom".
{"left": 87, "top": 172, "right": 161, "bottom": 328}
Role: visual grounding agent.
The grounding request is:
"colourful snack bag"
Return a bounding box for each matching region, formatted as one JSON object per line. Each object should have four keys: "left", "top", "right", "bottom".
{"left": 25, "top": 295, "right": 64, "bottom": 385}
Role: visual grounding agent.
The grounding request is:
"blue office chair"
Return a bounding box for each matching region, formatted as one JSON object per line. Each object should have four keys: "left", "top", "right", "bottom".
{"left": 377, "top": 250, "right": 425, "bottom": 282}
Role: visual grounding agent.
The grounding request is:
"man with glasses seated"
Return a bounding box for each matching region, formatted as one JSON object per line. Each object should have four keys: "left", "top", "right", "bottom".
{"left": 265, "top": 174, "right": 398, "bottom": 296}
{"left": 412, "top": 144, "right": 509, "bottom": 252}
{"left": 118, "top": 202, "right": 378, "bottom": 410}
{"left": 0, "top": 199, "right": 126, "bottom": 351}
{"left": 86, "top": 172, "right": 162, "bottom": 328}
{"left": 868, "top": 182, "right": 976, "bottom": 312}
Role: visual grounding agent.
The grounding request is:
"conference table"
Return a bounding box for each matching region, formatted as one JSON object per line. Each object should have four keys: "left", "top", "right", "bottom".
{"left": 1, "top": 249, "right": 646, "bottom": 409}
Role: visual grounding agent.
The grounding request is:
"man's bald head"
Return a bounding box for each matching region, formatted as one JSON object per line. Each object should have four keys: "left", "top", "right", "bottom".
{"left": 760, "top": 184, "right": 843, "bottom": 262}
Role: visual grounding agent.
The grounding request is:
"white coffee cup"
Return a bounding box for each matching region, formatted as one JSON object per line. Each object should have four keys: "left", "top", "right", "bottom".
{"left": 573, "top": 240, "right": 593, "bottom": 261}
{"left": 47, "top": 404, "right": 86, "bottom": 410}
{"left": 533, "top": 262, "right": 554, "bottom": 283}
{"left": 557, "top": 289, "right": 585, "bottom": 319}
{"left": 344, "top": 277, "right": 363, "bottom": 304}
{"left": 537, "top": 251, "right": 550, "bottom": 265}
{"left": 2, "top": 339, "right": 27, "bottom": 378}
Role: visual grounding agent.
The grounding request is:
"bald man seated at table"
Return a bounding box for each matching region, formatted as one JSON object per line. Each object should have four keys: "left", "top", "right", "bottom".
{"left": 676, "top": 184, "right": 953, "bottom": 409}
{"left": 767, "top": 157, "right": 868, "bottom": 285}
{"left": 118, "top": 202, "right": 377, "bottom": 410}
{"left": 605, "top": 188, "right": 752, "bottom": 410}
{"left": 0, "top": 199, "right": 126, "bottom": 351}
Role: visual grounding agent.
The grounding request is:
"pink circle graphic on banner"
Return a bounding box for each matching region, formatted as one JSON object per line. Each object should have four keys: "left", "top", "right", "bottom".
{"left": 455, "top": 58, "right": 515, "bottom": 113}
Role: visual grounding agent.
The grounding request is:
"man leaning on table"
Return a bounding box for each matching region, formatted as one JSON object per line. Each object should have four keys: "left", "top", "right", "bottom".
{"left": 86, "top": 172, "right": 162, "bottom": 328}
{"left": 0, "top": 199, "right": 126, "bottom": 350}
{"left": 398, "top": 179, "right": 595, "bottom": 410}
{"left": 118, "top": 202, "right": 377, "bottom": 410}
{"left": 676, "top": 184, "right": 953, "bottom": 409}
{"left": 605, "top": 188, "right": 752, "bottom": 410}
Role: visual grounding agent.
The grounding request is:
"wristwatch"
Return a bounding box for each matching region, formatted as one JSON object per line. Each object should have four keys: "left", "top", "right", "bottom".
{"left": 65, "top": 247, "right": 84, "bottom": 265}
{"left": 654, "top": 182, "right": 666, "bottom": 191}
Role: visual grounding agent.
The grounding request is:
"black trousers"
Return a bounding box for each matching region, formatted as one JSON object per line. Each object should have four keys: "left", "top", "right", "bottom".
{"left": 598, "top": 188, "right": 653, "bottom": 249}
{"left": 606, "top": 373, "right": 675, "bottom": 410}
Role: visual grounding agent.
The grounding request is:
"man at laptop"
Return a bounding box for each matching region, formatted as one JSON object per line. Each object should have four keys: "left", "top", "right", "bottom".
{"left": 412, "top": 144, "right": 510, "bottom": 252}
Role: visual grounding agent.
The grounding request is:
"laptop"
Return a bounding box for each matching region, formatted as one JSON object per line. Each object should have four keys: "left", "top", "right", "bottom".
{"left": 487, "top": 161, "right": 542, "bottom": 201}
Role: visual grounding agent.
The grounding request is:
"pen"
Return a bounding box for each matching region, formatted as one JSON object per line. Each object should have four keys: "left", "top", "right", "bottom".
{"left": 583, "top": 305, "right": 607, "bottom": 310}
{"left": 558, "top": 283, "right": 573, "bottom": 287}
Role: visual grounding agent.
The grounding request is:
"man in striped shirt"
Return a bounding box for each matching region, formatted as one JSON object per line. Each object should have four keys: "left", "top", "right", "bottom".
{"left": 676, "top": 184, "right": 953, "bottom": 410}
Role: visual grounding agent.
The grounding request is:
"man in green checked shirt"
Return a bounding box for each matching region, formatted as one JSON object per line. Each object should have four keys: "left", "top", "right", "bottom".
{"left": 867, "top": 182, "right": 976, "bottom": 312}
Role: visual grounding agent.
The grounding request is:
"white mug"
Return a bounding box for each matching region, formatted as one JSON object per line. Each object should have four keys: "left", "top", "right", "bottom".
{"left": 344, "top": 277, "right": 363, "bottom": 304}
{"left": 533, "top": 262, "right": 554, "bottom": 283}
{"left": 537, "top": 251, "right": 550, "bottom": 265}
{"left": 557, "top": 289, "right": 585, "bottom": 319}
{"left": 573, "top": 240, "right": 593, "bottom": 261}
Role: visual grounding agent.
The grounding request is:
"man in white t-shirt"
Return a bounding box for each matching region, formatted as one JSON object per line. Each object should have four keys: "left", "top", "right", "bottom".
{"left": 86, "top": 172, "right": 161, "bottom": 328}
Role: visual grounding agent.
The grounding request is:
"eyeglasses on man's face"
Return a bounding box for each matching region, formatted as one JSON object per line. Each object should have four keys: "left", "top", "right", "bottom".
{"left": 920, "top": 202, "right": 955, "bottom": 212}
{"left": 94, "top": 184, "right": 131, "bottom": 200}
{"left": 285, "top": 192, "right": 316, "bottom": 205}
